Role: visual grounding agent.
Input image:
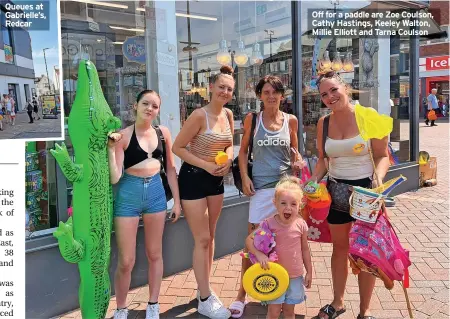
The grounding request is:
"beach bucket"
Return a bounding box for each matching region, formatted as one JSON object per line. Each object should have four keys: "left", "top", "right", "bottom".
{"left": 349, "top": 187, "right": 384, "bottom": 223}
{"left": 306, "top": 197, "right": 331, "bottom": 221}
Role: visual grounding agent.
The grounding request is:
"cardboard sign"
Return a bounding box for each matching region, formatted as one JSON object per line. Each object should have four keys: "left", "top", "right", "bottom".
{"left": 419, "top": 156, "right": 437, "bottom": 186}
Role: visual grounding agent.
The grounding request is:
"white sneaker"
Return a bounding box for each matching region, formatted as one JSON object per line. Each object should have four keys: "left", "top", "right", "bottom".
{"left": 113, "top": 308, "right": 128, "bottom": 319}
{"left": 146, "top": 303, "right": 160, "bottom": 319}
{"left": 197, "top": 294, "right": 231, "bottom": 319}
{"left": 197, "top": 288, "right": 219, "bottom": 301}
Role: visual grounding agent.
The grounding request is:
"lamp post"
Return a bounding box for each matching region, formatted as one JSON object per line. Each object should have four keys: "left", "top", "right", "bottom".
{"left": 264, "top": 29, "right": 277, "bottom": 57}
{"left": 43, "top": 48, "right": 52, "bottom": 94}
{"left": 42, "top": 47, "right": 57, "bottom": 118}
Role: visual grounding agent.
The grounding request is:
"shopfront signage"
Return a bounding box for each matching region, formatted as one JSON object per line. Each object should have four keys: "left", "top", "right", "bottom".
{"left": 425, "top": 56, "right": 450, "bottom": 71}
{"left": 123, "top": 36, "right": 146, "bottom": 64}
{"left": 122, "top": 64, "right": 146, "bottom": 74}
{"left": 42, "top": 95, "right": 57, "bottom": 116}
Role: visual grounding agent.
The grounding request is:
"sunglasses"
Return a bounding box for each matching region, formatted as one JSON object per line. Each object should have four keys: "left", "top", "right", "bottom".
{"left": 315, "top": 71, "right": 337, "bottom": 86}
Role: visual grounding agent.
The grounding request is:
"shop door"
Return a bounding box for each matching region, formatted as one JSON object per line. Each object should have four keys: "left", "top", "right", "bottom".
{"left": 24, "top": 84, "right": 31, "bottom": 103}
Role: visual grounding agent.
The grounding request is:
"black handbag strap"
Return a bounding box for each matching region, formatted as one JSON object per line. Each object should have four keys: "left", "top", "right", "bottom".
{"left": 322, "top": 114, "right": 330, "bottom": 159}
{"left": 248, "top": 112, "right": 257, "bottom": 161}
{"left": 154, "top": 125, "right": 167, "bottom": 172}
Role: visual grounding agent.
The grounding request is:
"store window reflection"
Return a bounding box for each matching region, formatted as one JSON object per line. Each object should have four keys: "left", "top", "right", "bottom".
{"left": 25, "top": 142, "right": 58, "bottom": 237}
{"left": 300, "top": 1, "right": 418, "bottom": 168}
{"left": 175, "top": 1, "right": 293, "bottom": 195}
{"left": 61, "top": 32, "right": 116, "bottom": 119}
{"left": 59, "top": 1, "right": 293, "bottom": 199}
{"left": 301, "top": 1, "right": 368, "bottom": 165}
{"left": 389, "top": 35, "right": 411, "bottom": 163}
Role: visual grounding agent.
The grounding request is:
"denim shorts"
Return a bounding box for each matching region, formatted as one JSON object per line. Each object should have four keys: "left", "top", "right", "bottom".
{"left": 114, "top": 172, "right": 167, "bottom": 217}
{"left": 267, "top": 276, "right": 306, "bottom": 305}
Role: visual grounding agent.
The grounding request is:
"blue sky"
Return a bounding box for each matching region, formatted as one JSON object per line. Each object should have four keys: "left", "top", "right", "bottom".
{"left": 16, "top": 0, "right": 59, "bottom": 84}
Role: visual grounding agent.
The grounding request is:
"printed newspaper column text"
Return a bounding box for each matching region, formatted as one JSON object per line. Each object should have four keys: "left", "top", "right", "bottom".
{"left": 0, "top": 140, "right": 25, "bottom": 318}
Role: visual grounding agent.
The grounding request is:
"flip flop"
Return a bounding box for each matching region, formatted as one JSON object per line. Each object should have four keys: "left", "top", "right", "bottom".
{"left": 357, "top": 315, "right": 376, "bottom": 319}
{"left": 229, "top": 300, "right": 247, "bottom": 318}
{"left": 313, "top": 304, "right": 346, "bottom": 319}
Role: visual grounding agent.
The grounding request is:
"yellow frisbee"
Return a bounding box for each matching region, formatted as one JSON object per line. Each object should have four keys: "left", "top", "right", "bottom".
{"left": 242, "top": 262, "right": 290, "bottom": 301}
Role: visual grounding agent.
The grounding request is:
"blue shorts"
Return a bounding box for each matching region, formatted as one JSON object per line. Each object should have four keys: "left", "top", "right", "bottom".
{"left": 267, "top": 276, "right": 306, "bottom": 305}
{"left": 114, "top": 172, "right": 167, "bottom": 217}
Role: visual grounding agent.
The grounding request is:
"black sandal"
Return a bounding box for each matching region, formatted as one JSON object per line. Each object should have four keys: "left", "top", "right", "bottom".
{"left": 357, "top": 316, "right": 376, "bottom": 319}
{"left": 313, "top": 304, "right": 346, "bottom": 319}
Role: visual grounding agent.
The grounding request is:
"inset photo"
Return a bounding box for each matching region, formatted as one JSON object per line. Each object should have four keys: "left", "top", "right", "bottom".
{"left": 0, "top": 0, "right": 63, "bottom": 140}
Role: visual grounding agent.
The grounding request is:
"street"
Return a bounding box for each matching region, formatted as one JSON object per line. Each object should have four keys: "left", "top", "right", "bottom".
{"left": 58, "top": 121, "right": 449, "bottom": 319}
{"left": 0, "top": 111, "right": 63, "bottom": 140}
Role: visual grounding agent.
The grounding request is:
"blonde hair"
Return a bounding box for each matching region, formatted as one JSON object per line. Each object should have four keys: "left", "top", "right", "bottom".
{"left": 274, "top": 176, "right": 304, "bottom": 201}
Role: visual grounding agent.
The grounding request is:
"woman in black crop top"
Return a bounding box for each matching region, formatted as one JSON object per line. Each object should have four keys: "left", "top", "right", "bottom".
{"left": 107, "top": 90, "right": 181, "bottom": 318}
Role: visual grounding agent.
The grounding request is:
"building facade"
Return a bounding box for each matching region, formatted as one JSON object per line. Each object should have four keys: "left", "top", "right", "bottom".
{"left": 34, "top": 74, "right": 53, "bottom": 97}
{"left": 53, "top": 67, "right": 60, "bottom": 92}
{"left": 26, "top": 1, "right": 441, "bottom": 317}
{"left": 0, "top": 0, "right": 35, "bottom": 111}
{"left": 418, "top": 1, "right": 449, "bottom": 115}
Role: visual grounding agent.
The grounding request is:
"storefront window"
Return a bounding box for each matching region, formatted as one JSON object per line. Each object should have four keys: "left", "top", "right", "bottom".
{"left": 389, "top": 35, "right": 412, "bottom": 164}
{"left": 301, "top": 1, "right": 373, "bottom": 167}
{"left": 25, "top": 142, "right": 59, "bottom": 238}
{"left": 174, "top": 1, "right": 293, "bottom": 196}
{"left": 300, "top": 1, "right": 420, "bottom": 168}
{"left": 60, "top": 0, "right": 293, "bottom": 198}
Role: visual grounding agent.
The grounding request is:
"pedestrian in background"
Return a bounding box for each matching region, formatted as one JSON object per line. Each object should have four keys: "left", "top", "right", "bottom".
{"left": 0, "top": 108, "right": 4, "bottom": 131}
{"left": 9, "top": 107, "right": 15, "bottom": 126}
{"left": 425, "top": 88, "right": 439, "bottom": 126}
{"left": 33, "top": 97, "right": 41, "bottom": 120}
{"left": 27, "top": 100, "right": 34, "bottom": 123}
{"left": 2, "top": 94, "right": 12, "bottom": 124}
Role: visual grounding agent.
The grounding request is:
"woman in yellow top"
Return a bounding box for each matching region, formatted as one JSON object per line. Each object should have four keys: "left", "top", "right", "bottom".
{"left": 172, "top": 65, "right": 235, "bottom": 319}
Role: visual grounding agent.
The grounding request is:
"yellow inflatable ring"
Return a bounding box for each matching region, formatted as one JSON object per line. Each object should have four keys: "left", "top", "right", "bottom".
{"left": 242, "top": 262, "right": 290, "bottom": 301}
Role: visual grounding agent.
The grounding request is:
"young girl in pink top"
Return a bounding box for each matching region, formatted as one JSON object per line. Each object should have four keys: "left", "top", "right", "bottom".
{"left": 246, "top": 176, "right": 312, "bottom": 319}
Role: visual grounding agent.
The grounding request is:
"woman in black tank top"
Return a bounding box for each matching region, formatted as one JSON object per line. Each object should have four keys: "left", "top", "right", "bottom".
{"left": 107, "top": 90, "right": 181, "bottom": 318}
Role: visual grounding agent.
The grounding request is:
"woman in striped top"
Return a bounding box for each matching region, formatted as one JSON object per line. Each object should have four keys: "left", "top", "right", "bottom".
{"left": 172, "top": 65, "right": 234, "bottom": 319}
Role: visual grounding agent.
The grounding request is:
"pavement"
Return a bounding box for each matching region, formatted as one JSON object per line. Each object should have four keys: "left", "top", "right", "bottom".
{"left": 58, "top": 120, "right": 449, "bottom": 319}
{"left": 0, "top": 110, "right": 63, "bottom": 140}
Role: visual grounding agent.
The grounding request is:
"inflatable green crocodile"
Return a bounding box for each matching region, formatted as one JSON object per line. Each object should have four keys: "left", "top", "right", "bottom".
{"left": 51, "top": 60, "right": 121, "bottom": 318}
